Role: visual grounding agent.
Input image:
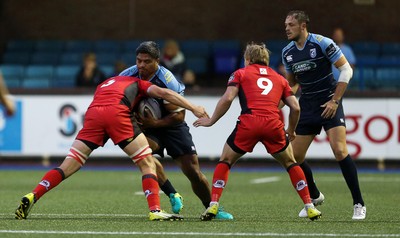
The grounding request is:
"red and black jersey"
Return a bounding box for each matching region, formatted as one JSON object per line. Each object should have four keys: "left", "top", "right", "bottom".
{"left": 228, "top": 64, "right": 293, "bottom": 118}
{"left": 89, "top": 76, "right": 153, "bottom": 110}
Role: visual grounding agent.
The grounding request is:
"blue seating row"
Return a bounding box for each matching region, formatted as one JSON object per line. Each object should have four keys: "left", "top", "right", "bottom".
{"left": 0, "top": 64, "right": 115, "bottom": 88}
{"left": 2, "top": 40, "right": 400, "bottom": 90}
{"left": 2, "top": 39, "right": 249, "bottom": 76}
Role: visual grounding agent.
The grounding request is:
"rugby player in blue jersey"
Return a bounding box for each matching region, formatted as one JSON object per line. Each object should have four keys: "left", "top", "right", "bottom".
{"left": 282, "top": 10, "right": 366, "bottom": 220}
{"left": 120, "top": 41, "right": 233, "bottom": 220}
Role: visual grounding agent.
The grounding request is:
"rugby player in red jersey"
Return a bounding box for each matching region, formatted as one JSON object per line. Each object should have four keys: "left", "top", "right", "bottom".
{"left": 194, "top": 42, "right": 321, "bottom": 221}
{"left": 15, "top": 76, "right": 208, "bottom": 221}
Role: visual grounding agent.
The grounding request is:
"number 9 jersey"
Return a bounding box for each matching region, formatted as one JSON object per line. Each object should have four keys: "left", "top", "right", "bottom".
{"left": 227, "top": 64, "right": 293, "bottom": 119}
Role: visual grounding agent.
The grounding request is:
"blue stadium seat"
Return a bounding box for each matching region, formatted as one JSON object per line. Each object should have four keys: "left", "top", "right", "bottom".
{"left": 265, "top": 40, "right": 287, "bottom": 55}
{"left": 376, "top": 68, "right": 400, "bottom": 89}
{"left": 96, "top": 52, "right": 118, "bottom": 65}
{"left": 380, "top": 42, "right": 400, "bottom": 56}
{"left": 119, "top": 53, "right": 135, "bottom": 66}
{"left": 1, "top": 65, "right": 25, "bottom": 80}
{"left": 35, "top": 40, "right": 64, "bottom": 53}
{"left": 211, "top": 40, "right": 241, "bottom": 55}
{"left": 25, "top": 65, "right": 54, "bottom": 79}
{"left": 4, "top": 77, "right": 21, "bottom": 88}
{"left": 53, "top": 65, "right": 79, "bottom": 88}
{"left": 214, "top": 55, "right": 238, "bottom": 74}
{"left": 356, "top": 55, "right": 379, "bottom": 67}
{"left": 180, "top": 40, "right": 210, "bottom": 58}
{"left": 6, "top": 40, "right": 35, "bottom": 53}
{"left": 94, "top": 40, "right": 121, "bottom": 53}
{"left": 59, "top": 53, "right": 83, "bottom": 65}
{"left": 211, "top": 40, "right": 241, "bottom": 74}
{"left": 1, "top": 65, "right": 24, "bottom": 88}
{"left": 355, "top": 66, "right": 380, "bottom": 90}
{"left": 64, "top": 40, "right": 93, "bottom": 53}
{"left": 121, "top": 40, "right": 143, "bottom": 53}
{"left": 30, "top": 52, "right": 60, "bottom": 65}
{"left": 377, "top": 56, "right": 400, "bottom": 67}
{"left": 269, "top": 55, "right": 281, "bottom": 68}
{"left": 186, "top": 57, "right": 208, "bottom": 75}
{"left": 2, "top": 52, "right": 31, "bottom": 65}
{"left": 352, "top": 42, "right": 380, "bottom": 56}
{"left": 22, "top": 78, "right": 51, "bottom": 88}
{"left": 354, "top": 67, "right": 376, "bottom": 90}
{"left": 99, "top": 65, "right": 114, "bottom": 77}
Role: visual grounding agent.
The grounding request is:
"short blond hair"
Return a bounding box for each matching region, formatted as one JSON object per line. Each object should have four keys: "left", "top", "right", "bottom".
{"left": 244, "top": 42, "right": 270, "bottom": 66}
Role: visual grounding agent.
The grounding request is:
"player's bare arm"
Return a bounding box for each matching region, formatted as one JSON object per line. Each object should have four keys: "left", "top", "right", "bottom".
{"left": 147, "top": 85, "right": 208, "bottom": 119}
{"left": 193, "top": 86, "right": 238, "bottom": 127}
{"left": 321, "top": 55, "right": 352, "bottom": 119}
{"left": 282, "top": 95, "right": 300, "bottom": 141}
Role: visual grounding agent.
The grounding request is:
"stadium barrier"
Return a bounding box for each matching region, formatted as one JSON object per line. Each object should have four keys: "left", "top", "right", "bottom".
{"left": 0, "top": 95, "right": 399, "bottom": 160}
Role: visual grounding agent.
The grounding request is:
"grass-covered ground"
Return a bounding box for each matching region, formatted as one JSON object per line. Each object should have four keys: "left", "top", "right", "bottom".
{"left": 0, "top": 164, "right": 399, "bottom": 237}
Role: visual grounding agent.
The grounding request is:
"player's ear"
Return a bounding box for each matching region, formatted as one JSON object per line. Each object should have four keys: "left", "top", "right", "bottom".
{"left": 301, "top": 22, "right": 307, "bottom": 31}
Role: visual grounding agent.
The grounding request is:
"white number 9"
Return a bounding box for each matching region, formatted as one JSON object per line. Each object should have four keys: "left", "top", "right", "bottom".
{"left": 257, "top": 77, "right": 273, "bottom": 95}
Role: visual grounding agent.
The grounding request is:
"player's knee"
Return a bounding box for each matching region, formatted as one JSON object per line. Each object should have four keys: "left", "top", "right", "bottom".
{"left": 130, "top": 145, "right": 153, "bottom": 163}
{"left": 333, "top": 149, "right": 348, "bottom": 161}
{"left": 66, "top": 147, "right": 88, "bottom": 166}
{"left": 332, "top": 144, "right": 348, "bottom": 160}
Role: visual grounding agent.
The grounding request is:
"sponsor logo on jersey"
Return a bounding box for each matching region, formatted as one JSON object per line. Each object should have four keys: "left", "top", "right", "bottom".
{"left": 213, "top": 180, "right": 225, "bottom": 188}
{"left": 292, "top": 61, "right": 317, "bottom": 74}
{"left": 228, "top": 73, "right": 235, "bottom": 82}
{"left": 310, "top": 48, "right": 317, "bottom": 58}
{"left": 326, "top": 43, "right": 337, "bottom": 57}
{"left": 315, "top": 35, "right": 324, "bottom": 42}
{"left": 39, "top": 180, "right": 51, "bottom": 190}
{"left": 144, "top": 189, "right": 152, "bottom": 198}
{"left": 164, "top": 71, "right": 173, "bottom": 83}
{"left": 286, "top": 55, "right": 293, "bottom": 62}
{"left": 296, "top": 180, "right": 307, "bottom": 191}
{"left": 260, "top": 68, "right": 267, "bottom": 75}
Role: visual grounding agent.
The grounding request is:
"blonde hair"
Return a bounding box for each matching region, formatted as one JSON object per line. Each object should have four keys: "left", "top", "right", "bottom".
{"left": 244, "top": 42, "right": 270, "bottom": 66}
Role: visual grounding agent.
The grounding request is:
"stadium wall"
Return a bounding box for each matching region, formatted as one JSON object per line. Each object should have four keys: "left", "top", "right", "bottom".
{"left": 0, "top": 0, "right": 399, "bottom": 45}
{"left": 1, "top": 95, "right": 399, "bottom": 160}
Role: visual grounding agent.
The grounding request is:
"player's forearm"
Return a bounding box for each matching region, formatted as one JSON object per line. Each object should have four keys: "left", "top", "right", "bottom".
{"left": 159, "top": 89, "right": 195, "bottom": 112}
{"left": 332, "top": 82, "right": 348, "bottom": 102}
{"left": 153, "top": 112, "right": 184, "bottom": 128}
{"left": 209, "top": 98, "right": 232, "bottom": 125}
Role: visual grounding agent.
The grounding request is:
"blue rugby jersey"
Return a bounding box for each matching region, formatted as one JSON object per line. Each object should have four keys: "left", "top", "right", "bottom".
{"left": 282, "top": 33, "right": 343, "bottom": 100}
{"left": 119, "top": 65, "right": 185, "bottom": 95}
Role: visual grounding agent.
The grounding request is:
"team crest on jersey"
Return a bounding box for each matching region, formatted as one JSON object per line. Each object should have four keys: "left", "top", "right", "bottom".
{"left": 286, "top": 55, "right": 293, "bottom": 62}
{"left": 260, "top": 68, "right": 267, "bottom": 75}
{"left": 310, "top": 48, "right": 317, "bottom": 58}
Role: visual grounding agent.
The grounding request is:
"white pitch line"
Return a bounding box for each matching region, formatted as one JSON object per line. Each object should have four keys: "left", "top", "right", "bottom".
{"left": 0, "top": 213, "right": 145, "bottom": 217}
{"left": 250, "top": 176, "right": 281, "bottom": 184}
{"left": 0, "top": 230, "right": 399, "bottom": 237}
{"left": 316, "top": 177, "right": 400, "bottom": 183}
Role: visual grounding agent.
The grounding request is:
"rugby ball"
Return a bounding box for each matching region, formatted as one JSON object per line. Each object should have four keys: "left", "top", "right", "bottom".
{"left": 138, "top": 98, "right": 162, "bottom": 119}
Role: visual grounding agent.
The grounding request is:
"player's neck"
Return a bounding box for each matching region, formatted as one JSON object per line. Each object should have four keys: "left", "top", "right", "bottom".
{"left": 295, "top": 32, "right": 309, "bottom": 49}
